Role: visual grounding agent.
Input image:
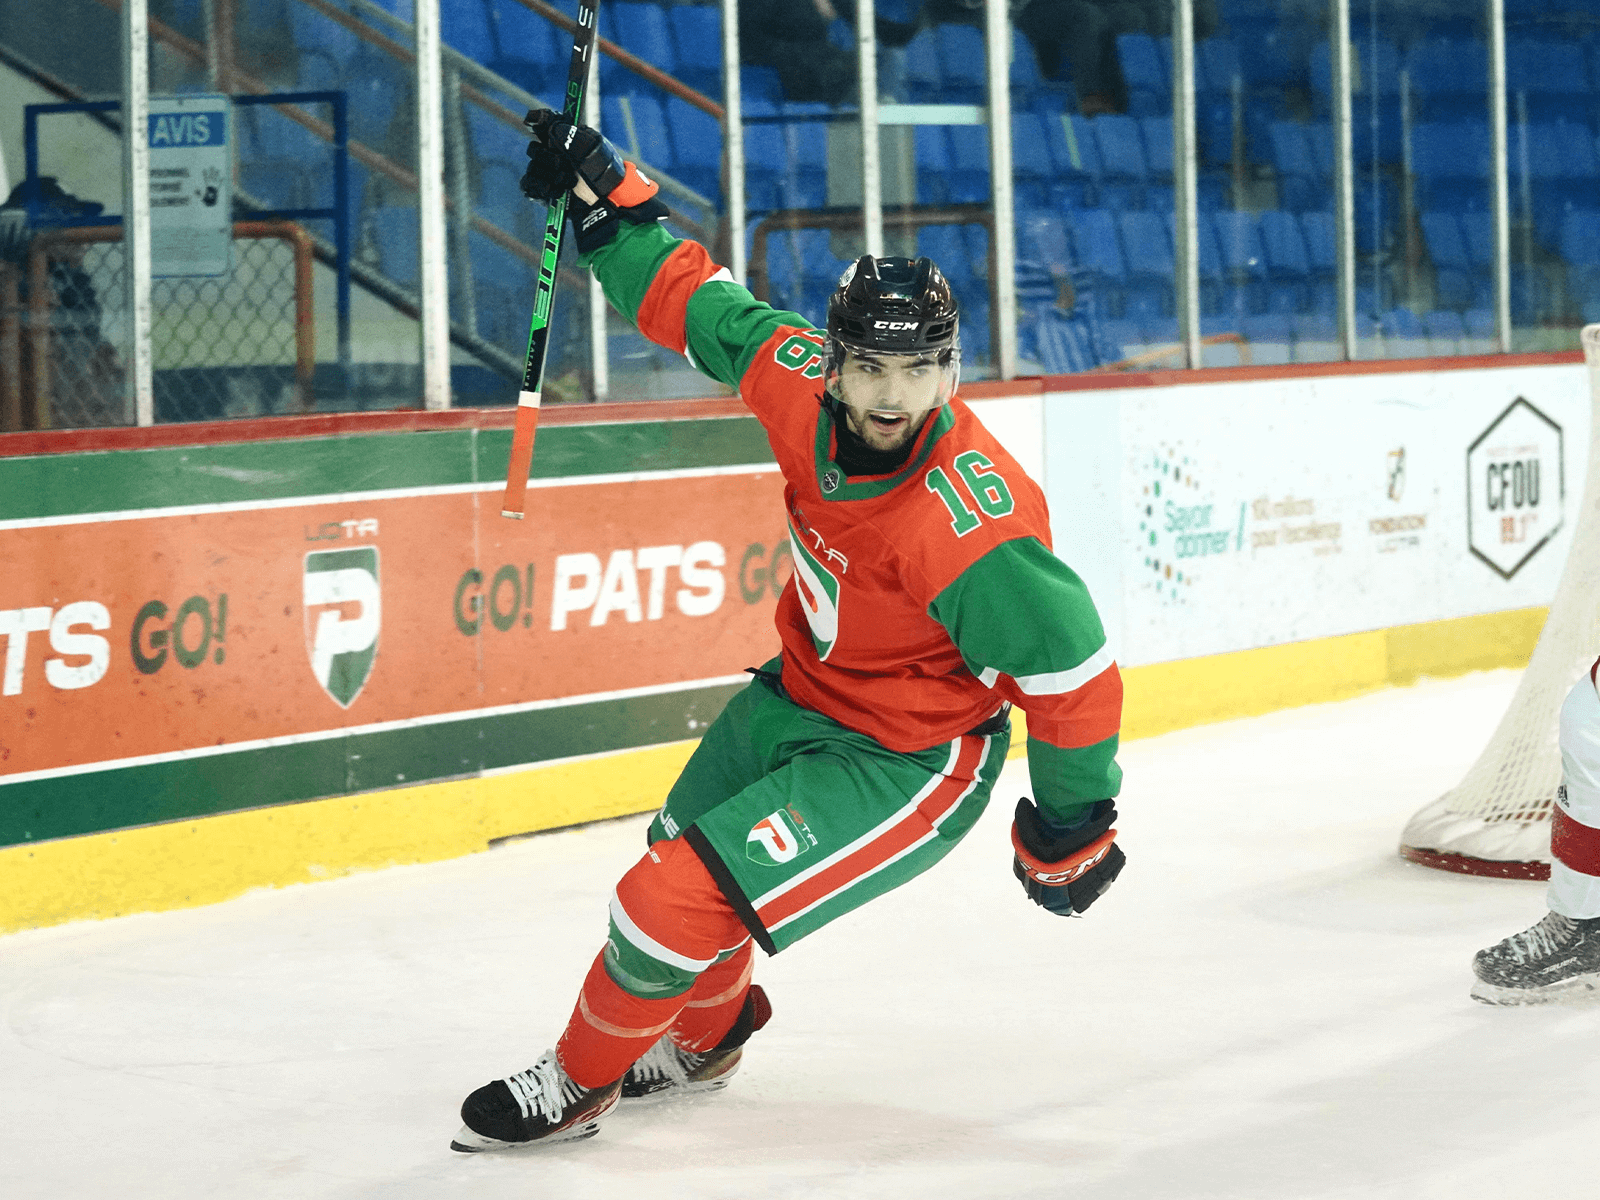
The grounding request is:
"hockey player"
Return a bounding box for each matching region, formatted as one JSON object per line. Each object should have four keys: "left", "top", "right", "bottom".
{"left": 1472, "top": 661, "right": 1600, "bottom": 1005}
{"left": 449, "top": 115, "right": 1127, "bottom": 1151}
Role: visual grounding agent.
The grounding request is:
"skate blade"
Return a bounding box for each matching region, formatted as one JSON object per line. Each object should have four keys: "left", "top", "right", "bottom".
{"left": 1470, "top": 973, "right": 1600, "bottom": 1006}
{"left": 620, "top": 1077, "right": 731, "bottom": 1105}
{"left": 449, "top": 1121, "right": 603, "bottom": 1153}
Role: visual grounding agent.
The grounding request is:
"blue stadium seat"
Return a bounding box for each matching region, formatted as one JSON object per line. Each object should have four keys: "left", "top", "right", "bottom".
{"left": 442, "top": 0, "right": 497, "bottom": 64}
{"left": 490, "top": 0, "right": 563, "bottom": 95}
{"left": 668, "top": 4, "right": 722, "bottom": 98}
{"left": 742, "top": 122, "right": 788, "bottom": 213}
{"left": 785, "top": 121, "right": 829, "bottom": 208}
{"left": 917, "top": 225, "right": 981, "bottom": 290}
{"left": 1561, "top": 209, "right": 1600, "bottom": 314}
{"left": 289, "top": 4, "right": 361, "bottom": 67}
{"left": 1422, "top": 309, "right": 1465, "bottom": 355}
{"left": 1118, "top": 210, "right": 1173, "bottom": 317}
{"left": 1067, "top": 209, "right": 1127, "bottom": 287}
{"left": 947, "top": 126, "right": 991, "bottom": 203}
{"left": 1012, "top": 113, "right": 1057, "bottom": 200}
{"left": 605, "top": 2, "right": 676, "bottom": 97}
{"left": 295, "top": 50, "right": 343, "bottom": 92}
{"left": 1309, "top": 37, "right": 1399, "bottom": 116}
{"left": 1379, "top": 307, "right": 1429, "bottom": 358}
{"left": 1194, "top": 38, "right": 1242, "bottom": 96}
{"left": 603, "top": 94, "right": 674, "bottom": 168}
{"left": 741, "top": 66, "right": 784, "bottom": 107}
{"left": 1410, "top": 121, "right": 1492, "bottom": 211}
{"left": 1213, "top": 210, "right": 1267, "bottom": 313}
{"left": 1405, "top": 39, "right": 1489, "bottom": 121}
{"left": 467, "top": 104, "right": 527, "bottom": 165}
{"left": 1258, "top": 209, "right": 1311, "bottom": 310}
{"left": 1010, "top": 29, "right": 1046, "bottom": 100}
{"left": 1510, "top": 122, "right": 1600, "bottom": 245}
{"left": 665, "top": 97, "right": 722, "bottom": 202}
{"left": 938, "top": 24, "right": 987, "bottom": 103}
{"left": 469, "top": 228, "right": 534, "bottom": 293}
{"left": 1421, "top": 210, "right": 1473, "bottom": 310}
{"left": 1140, "top": 116, "right": 1173, "bottom": 183}
{"left": 1240, "top": 313, "right": 1293, "bottom": 365}
{"left": 915, "top": 126, "right": 954, "bottom": 204}
{"left": 1037, "top": 106, "right": 1099, "bottom": 207}
{"left": 476, "top": 159, "right": 528, "bottom": 234}
{"left": 904, "top": 30, "right": 943, "bottom": 101}
{"left": 1506, "top": 38, "right": 1589, "bottom": 121}
{"left": 1116, "top": 34, "right": 1166, "bottom": 117}
{"left": 370, "top": 206, "right": 419, "bottom": 289}
{"left": 1092, "top": 115, "right": 1148, "bottom": 208}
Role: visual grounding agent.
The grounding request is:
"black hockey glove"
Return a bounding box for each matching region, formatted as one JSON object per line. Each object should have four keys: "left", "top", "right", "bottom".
{"left": 1011, "top": 798, "right": 1125, "bottom": 917}
{"left": 521, "top": 110, "right": 669, "bottom": 254}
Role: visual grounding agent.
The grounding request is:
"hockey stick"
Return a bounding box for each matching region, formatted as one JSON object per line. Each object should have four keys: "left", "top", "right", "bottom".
{"left": 501, "top": 0, "right": 601, "bottom": 520}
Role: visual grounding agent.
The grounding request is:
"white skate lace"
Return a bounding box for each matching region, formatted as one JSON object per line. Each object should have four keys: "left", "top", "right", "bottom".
{"left": 504, "top": 1051, "right": 585, "bottom": 1122}
{"left": 1503, "top": 912, "right": 1577, "bottom": 964}
{"left": 630, "top": 1036, "right": 698, "bottom": 1086}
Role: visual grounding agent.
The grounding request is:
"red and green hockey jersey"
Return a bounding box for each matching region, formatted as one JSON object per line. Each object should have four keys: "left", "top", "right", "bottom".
{"left": 585, "top": 223, "right": 1122, "bottom": 821}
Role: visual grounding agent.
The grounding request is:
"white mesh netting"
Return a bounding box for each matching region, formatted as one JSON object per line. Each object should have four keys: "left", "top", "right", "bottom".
{"left": 1399, "top": 324, "right": 1600, "bottom": 876}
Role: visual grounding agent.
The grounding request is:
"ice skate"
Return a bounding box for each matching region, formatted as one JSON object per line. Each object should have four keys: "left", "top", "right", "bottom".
{"left": 622, "top": 985, "right": 771, "bottom": 1102}
{"left": 1471, "top": 911, "right": 1600, "bottom": 1006}
{"left": 450, "top": 1050, "right": 622, "bottom": 1152}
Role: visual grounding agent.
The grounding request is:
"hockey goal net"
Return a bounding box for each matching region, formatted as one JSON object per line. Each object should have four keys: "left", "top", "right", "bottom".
{"left": 1399, "top": 323, "right": 1600, "bottom": 879}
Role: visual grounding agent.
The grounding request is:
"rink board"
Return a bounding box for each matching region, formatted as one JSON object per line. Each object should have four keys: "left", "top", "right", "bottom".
{"left": 0, "top": 355, "right": 1583, "bottom": 931}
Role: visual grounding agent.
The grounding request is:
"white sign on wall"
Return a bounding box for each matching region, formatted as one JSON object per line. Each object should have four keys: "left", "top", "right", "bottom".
{"left": 1043, "top": 362, "right": 1591, "bottom": 668}
{"left": 148, "top": 95, "right": 231, "bottom": 278}
{"left": 1466, "top": 396, "right": 1564, "bottom": 579}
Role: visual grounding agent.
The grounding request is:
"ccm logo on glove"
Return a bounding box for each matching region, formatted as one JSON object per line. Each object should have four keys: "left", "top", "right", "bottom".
{"left": 1010, "top": 798, "right": 1126, "bottom": 917}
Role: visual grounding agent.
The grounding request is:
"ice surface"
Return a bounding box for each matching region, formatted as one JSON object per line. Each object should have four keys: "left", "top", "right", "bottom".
{"left": 4, "top": 669, "right": 1599, "bottom": 1200}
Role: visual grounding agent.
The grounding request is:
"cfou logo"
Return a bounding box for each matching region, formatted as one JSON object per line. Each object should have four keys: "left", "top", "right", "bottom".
{"left": 303, "top": 547, "right": 380, "bottom": 708}
{"left": 745, "top": 805, "right": 818, "bottom": 866}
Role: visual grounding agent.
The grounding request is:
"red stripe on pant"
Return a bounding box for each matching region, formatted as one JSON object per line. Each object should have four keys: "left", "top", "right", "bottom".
{"left": 755, "top": 734, "right": 985, "bottom": 931}
{"left": 556, "top": 839, "right": 753, "bottom": 1089}
{"left": 1553, "top": 804, "right": 1600, "bottom": 875}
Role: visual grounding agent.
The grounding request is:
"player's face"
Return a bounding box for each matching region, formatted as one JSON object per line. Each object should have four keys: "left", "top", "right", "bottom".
{"left": 833, "top": 349, "right": 947, "bottom": 452}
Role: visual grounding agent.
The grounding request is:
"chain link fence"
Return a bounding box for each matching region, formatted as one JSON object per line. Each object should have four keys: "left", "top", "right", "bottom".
{"left": 1, "top": 223, "right": 313, "bottom": 431}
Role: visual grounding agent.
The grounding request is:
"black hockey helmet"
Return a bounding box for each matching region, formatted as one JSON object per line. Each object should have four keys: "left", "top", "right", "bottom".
{"left": 825, "top": 255, "right": 960, "bottom": 356}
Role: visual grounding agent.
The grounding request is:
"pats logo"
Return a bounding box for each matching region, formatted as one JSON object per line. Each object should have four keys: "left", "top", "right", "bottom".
{"left": 303, "top": 547, "right": 381, "bottom": 707}
{"left": 746, "top": 805, "right": 818, "bottom": 866}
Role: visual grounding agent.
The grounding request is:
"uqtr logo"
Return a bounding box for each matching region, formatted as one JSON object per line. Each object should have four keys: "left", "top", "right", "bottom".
{"left": 746, "top": 805, "right": 818, "bottom": 866}
{"left": 303, "top": 547, "right": 380, "bottom": 707}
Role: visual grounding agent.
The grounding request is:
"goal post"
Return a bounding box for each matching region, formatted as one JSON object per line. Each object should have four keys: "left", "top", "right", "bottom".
{"left": 1399, "top": 323, "right": 1600, "bottom": 878}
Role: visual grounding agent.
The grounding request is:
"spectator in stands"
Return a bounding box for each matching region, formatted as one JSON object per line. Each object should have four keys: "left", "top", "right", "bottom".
{"left": 740, "top": 0, "right": 859, "bottom": 104}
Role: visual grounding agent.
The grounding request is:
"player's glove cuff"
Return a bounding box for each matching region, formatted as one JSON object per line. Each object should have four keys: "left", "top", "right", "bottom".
{"left": 1011, "top": 798, "right": 1125, "bottom": 917}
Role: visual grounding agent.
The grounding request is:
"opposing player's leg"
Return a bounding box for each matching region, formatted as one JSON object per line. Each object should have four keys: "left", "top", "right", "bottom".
{"left": 1473, "top": 674, "right": 1600, "bottom": 1005}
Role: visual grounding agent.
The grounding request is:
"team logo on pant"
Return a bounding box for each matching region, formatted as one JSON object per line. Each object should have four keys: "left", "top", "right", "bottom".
{"left": 303, "top": 547, "right": 381, "bottom": 708}
{"left": 746, "top": 805, "right": 818, "bottom": 866}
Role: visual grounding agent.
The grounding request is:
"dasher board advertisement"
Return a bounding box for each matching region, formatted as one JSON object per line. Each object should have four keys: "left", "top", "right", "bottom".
{"left": 1046, "top": 361, "right": 1590, "bottom": 668}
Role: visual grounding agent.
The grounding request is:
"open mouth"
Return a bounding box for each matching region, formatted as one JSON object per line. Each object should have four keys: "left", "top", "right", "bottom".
{"left": 867, "top": 411, "right": 909, "bottom": 433}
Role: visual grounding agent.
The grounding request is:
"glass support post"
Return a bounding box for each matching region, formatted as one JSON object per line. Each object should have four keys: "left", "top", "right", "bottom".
{"left": 985, "top": 0, "right": 1017, "bottom": 379}
{"left": 721, "top": 0, "right": 746, "bottom": 285}
{"left": 584, "top": 44, "right": 608, "bottom": 400}
{"left": 1487, "top": 0, "right": 1510, "bottom": 352}
{"left": 122, "top": 0, "right": 154, "bottom": 426}
{"left": 416, "top": 0, "right": 451, "bottom": 409}
{"left": 1172, "top": 0, "right": 1200, "bottom": 368}
{"left": 857, "top": 0, "right": 884, "bottom": 258}
{"left": 1330, "top": 0, "right": 1356, "bottom": 359}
